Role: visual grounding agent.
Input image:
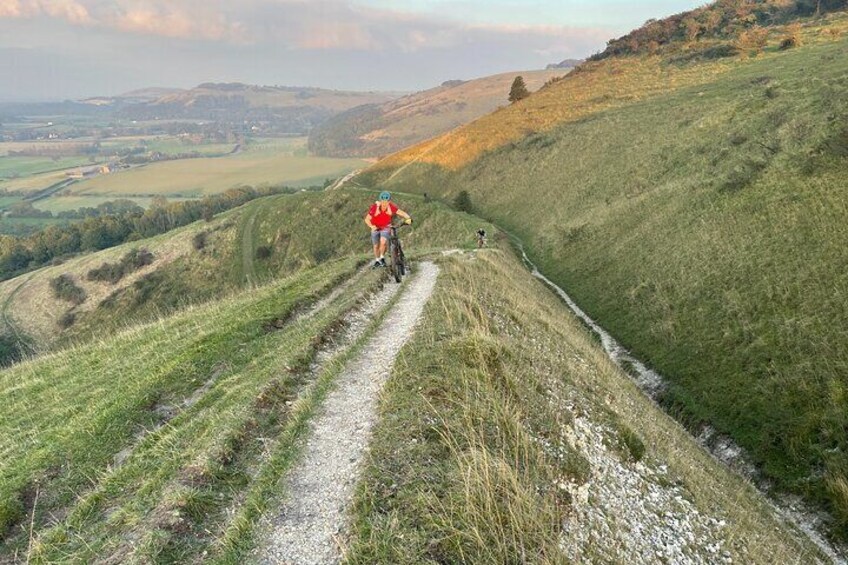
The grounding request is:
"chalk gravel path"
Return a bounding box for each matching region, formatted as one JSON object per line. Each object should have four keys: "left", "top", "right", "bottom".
{"left": 257, "top": 261, "right": 439, "bottom": 565}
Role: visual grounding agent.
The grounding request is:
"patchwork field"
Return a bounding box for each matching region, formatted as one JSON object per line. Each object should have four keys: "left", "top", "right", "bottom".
{"left": 66, "top": 138, "right": 366, "bottom": 198}
{"left": 0, "top": 137, "right": 367, "bottom": 220}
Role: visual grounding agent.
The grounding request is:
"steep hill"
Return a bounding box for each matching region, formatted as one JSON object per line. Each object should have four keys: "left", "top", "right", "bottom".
{"left": 359, "top": 7, "right": 848, "bottom": 541}
{"left": 307, "top": 69, "right": 568, "bottom": 158}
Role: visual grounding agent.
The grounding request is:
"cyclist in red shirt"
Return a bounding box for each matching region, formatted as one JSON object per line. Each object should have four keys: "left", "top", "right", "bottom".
{"left": 364, "top": 191, "right": 412, "bottom": 268}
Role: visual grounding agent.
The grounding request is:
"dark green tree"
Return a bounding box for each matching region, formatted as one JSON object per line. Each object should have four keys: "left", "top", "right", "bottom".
{"left": 509, "top": 76, "right": 530, "bottom": 103}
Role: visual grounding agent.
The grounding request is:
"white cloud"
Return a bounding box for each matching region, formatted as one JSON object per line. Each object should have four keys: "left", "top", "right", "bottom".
{"left": 0, "top": 0, "right": 612, "bottom": 97}
{"left": 0, "top": 0, "right": 611, "bottom": 53}
{"left": 0, "top": 0, "right": 91, "bottom": 23}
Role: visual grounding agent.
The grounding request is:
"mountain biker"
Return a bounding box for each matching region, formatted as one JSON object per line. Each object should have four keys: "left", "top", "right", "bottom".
{"left": 364, "top": 191, "right": 412, "bottom": 268}
{"left": 476, "top": 228, "right": 487, "bottom": 248}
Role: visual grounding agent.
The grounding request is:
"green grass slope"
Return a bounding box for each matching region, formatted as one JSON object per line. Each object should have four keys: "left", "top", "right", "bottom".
{"left": 0, "top": 258, "right": 377, "bottom": 561}
{"left": 0, "top": 189, "right": 485, "bottom": 354}
{"left": 361, "top": 16, "right": 848, "bottom": 537}
{"left": 0, "top": 188, "right": 829, "bottom": 562}
{"left": 346, "top": 247, "right": 820, "bottom": 563}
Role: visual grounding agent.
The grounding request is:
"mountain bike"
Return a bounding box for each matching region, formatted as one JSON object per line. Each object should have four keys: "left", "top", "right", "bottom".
{"left": 388, "top": 220, "right": 411, "bottom": 283}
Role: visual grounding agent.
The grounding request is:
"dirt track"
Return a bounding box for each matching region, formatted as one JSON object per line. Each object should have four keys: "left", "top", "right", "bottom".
{"left": 257, "top": 261, "right": 439, "bottom": 564}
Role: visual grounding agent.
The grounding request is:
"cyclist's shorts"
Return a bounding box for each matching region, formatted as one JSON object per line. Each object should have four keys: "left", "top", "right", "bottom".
{"left": 371, "top": 228, "right": 391, "bottom": 245}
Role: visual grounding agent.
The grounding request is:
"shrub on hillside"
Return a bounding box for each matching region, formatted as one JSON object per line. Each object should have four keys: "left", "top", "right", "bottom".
{"left": 58, "top": 312, "right": 76, "bottom": 329}
{"left": 736, "top": 26, "right": 770, "bottom": 54}
{"left": 256, "top": 245, "right": 273, "bottom": 260}
{"left": 780, "top": 23, "right": 803, "bottom": 48}
{"left": 192, "top": 231, "right": 208, "bottom": 251}
{"left": 668, "top": 43, "right": 740, "bottom": 64}
{"left": 50, "top": 274, "right": 86, "bottom": 305}
{"left": 824, "top": 27, "right": 843, "bottom": 39}
{"left": 453, "top": 191, "right": 473, "bottom": 213}
{"left": 508, "top": 76, "right": 530, "bottom": 103}
{"left": 87, "top": 248, "right": 154, "bottom": 284}
{"left": 540, "top": 75, "right": 566, "bottom": 90}
{"left": 591, "top": 0, "right": 848, "bottom": 60}
{"left": 0, "top": 334, "right": 25, "bottom": 367}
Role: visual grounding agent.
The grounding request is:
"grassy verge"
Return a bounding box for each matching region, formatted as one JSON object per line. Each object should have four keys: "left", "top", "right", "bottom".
{"left": 345, "top": 246, "right": 822, "bottom": 563}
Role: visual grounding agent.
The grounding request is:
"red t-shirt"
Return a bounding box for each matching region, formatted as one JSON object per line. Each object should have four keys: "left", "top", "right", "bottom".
{"left": 368, "top": 202, "right": 398, "bottom": 229}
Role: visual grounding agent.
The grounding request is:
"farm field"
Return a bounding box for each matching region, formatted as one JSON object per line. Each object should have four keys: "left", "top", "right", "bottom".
{"left": 0, "top": 137, "right": 365, "bottom": 217}
{"left": 98, "top": 136, "right": 237, "bottom": 156}
{"left": 66, "top": 137, "right": 366, "bottom": 198}
{"left": 0, "top": 170, "right": 75, "bottom": 193}
{"left": 32, "top": 194, "right": 195, "bottom": 214}
{"left": 0, "top": 155, "right": 97, "bottom": 178}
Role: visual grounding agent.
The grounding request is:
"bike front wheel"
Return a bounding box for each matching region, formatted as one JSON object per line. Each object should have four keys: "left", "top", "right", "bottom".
{"left": 390, "top": 242, "right": 403, "bottom": 283}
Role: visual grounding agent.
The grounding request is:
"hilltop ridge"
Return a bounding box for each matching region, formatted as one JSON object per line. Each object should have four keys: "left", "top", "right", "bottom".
{"left": 308, "top": 69, "right": 569, "bottom": 158}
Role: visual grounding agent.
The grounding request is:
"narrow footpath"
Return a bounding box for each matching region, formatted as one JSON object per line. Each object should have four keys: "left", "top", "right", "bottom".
{"left": 257, "top": 262, "right": 439, "bottom": 565}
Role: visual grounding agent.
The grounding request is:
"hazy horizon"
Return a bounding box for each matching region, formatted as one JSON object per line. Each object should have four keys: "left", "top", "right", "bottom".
{"left": 0, "top": 0, "right": 704, "bottom": 102}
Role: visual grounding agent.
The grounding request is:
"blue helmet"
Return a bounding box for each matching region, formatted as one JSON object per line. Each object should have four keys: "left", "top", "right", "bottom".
{"left": 378, "top": 191, "right": 392, "bottom": 201}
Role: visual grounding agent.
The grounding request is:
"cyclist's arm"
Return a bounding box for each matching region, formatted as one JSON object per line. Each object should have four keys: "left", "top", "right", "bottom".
{"left": 364, "top": 213, "right": 377, "bottom": 230}
{"left": 395, "top": 209, "right": 411, "bottom": 221}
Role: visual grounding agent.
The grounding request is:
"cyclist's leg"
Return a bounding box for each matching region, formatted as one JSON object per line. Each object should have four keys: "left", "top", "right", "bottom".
{"left": 371, "top": 230, "right": 381, "bottom": 258}
{"left": 379, "top": 234, "right": 389, "bottom": 257}
{"left": 378, "top": 229, "right": 391, "bottom": 266}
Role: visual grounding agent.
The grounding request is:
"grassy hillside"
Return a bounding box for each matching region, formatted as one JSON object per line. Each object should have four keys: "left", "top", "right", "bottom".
{"left": 149, "top": 83, "right": 396, "bottom": 114}
{"left": 0, "top": 189, "right": 486, "bottom": 353}
{"left": 0, "top": 238, "right": 825, "bottom": 563}
{"left": 308, "top": 70, "right": 566, "bottom": 158}
{"left": 360, "top": 10, "right": 848, "bottom": 538}
{"left": 0, "top": 257, "right": 381, "bottom": 561}
{"left": 347, "top": 248, "right": 819, "bottom": 563}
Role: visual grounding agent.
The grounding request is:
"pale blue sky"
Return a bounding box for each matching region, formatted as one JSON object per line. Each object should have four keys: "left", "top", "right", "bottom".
{"left": 0, "top": 0, "right": 704, "bottom": 101}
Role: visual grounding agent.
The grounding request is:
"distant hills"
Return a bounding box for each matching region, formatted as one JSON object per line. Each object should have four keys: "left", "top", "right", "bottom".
{"left": 547, "top": 58, "right": 584, "bottom": 69}
{"left": 114, "top": 83, "right": 399, "bottom": 133}
{"left": 81, "top": 88, "right": 185, "bottom": 107}
{"left": 308, "top": 69, "right": 571, "bottom": 158}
